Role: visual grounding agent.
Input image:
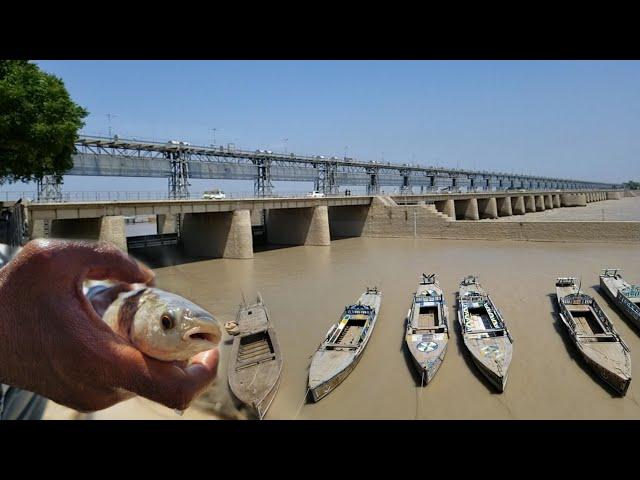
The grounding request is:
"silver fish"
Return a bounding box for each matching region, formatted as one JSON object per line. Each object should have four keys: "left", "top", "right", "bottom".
{"left": 97, "top": 285, "right": 222, "bottom": 362}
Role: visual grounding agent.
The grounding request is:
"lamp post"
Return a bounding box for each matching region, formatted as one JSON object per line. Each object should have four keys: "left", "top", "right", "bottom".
{"left": 106, "top": 113, "right": 119, "bottom": 138}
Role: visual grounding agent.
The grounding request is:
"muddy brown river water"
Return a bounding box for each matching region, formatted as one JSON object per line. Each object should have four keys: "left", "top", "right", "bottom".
{"left": 120, "top": 236, "right": 640, "bottom": 420}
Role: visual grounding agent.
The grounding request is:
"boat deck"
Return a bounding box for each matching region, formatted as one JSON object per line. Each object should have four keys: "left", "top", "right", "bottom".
{"left": 570, "top": 308, "right": 606, "bottom": 336}
{"left": 416, "top": 306, "right": 438, "bottom": 329}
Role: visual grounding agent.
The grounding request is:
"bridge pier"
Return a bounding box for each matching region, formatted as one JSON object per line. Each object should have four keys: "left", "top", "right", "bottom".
{"left": 544, "top": 195, "right": 553, "bottom": 209}
{"left": 553, "top": 194, "right": 561, "bottom": 208}
{"left": 525, "top": 196, "right": 536, "bottom": 213}
{"left": 435, "top": 199, "right": 456, "bottom": 220}
{"left": 33, "top": 215, "right": 128, "bottom": 252}
{"left": 182, "top": 210, "right": 253, "bottom": 259}
{"left": 266, "top": 205, "right": 331, "bottom": 246}
{"left": 496, "top": 197, "right": 512, "bottom": 217}
{"left": 99, "top": 216, "right": 127, "bottom": 252}
{"left": 455, "top": 198, "right": 479, "bottom": 220}
{"left": 511, "top": 196, "right": 526, "bottom": 215}
{"left": 478, "top": 197, "right": 498, "bottom": 219}
{"left": 535, "top": 195, "right": 545, "bottom": 211}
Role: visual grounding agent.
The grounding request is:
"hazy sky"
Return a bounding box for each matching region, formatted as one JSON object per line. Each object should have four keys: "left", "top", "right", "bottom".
{"left": 3, "top": 60, "right": 639, "bottom": 195}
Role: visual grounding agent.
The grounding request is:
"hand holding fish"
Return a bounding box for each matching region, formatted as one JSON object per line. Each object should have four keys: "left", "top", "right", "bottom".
{"left": 0, "top": 239, "right": 220, "bottom": 412}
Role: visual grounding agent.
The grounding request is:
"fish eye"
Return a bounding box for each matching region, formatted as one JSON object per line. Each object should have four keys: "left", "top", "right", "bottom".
{"left": 161, "top": 314, "right": 174, "bottom": 330}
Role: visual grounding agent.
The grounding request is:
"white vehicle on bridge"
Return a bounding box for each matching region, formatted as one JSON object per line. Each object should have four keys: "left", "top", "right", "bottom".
{"left": 202, "top": 189, "right": 226, "bottom": 200}
{"left": 306, "top": 191, "right": 326, "bottom": 198}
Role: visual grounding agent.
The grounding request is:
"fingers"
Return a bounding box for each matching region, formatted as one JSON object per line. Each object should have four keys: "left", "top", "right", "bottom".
{"left": 110, "top": 345, "right": 219, "bottom": 410}
{"left": 25, "top": 239, "right": 154, "bottom": 285}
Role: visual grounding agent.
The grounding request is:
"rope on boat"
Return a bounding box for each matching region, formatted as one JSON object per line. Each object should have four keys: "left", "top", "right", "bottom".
{"left": 293, "top": 388, "right": 310, "bottom": 420}
{"left": 415, "top": 370, "right": 425, "bottom": 420}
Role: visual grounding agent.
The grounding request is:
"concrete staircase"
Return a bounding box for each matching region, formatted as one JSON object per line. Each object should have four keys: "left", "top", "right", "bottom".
{"left": 424, "top": 203, "right": 455, "bottom": 221}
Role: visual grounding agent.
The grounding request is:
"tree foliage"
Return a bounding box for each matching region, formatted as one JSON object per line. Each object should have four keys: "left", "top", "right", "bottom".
{"left": 623, "top": 181, "right": 640, "bottom": 190}
{"left": 0, "top": 60, "right": 88, "bottom": 184}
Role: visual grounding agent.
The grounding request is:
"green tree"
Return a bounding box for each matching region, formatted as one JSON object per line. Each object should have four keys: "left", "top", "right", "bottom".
{"left": 623, "top": 181, "right": 640, "bottom": 190}
{"left": 0, "top": 60, "right": 88, "bottom": 185}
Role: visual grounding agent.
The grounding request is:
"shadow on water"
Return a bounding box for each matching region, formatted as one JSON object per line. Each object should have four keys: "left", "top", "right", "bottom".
{"left": 452, "top": 294, "right": 503, "bottom": 395}
{"left": 129, "top": 242, "right": 298, "bottom": 268}
{"left": 546, "top": 293, "right": 619, "bottom": 398}
{"left": 592, "top": 284, "right": 640, "bottom": 336}
{"left": 253, "top": 243, "right": 298, "bottom": 253}
{"left": 128, "top": 245, "right": 211, "bottom": 268}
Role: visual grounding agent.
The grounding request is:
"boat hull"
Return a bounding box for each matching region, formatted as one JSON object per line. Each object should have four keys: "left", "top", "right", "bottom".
{"left": 600, "top": 276, "right": 640, "bottom": 330}
{"left": 406, "top": 335, "right": 448, "bottom": 385}
{"left": 308, "top": 290, "right": 381, "bottom": 402}
{"left": 404, "top": 275, "right": 449, "bottom": 385}
{"left": 464, "top": 336, "right": 512, "bottom": 392}
{"left": 228, "top": 325, "right": 283, "bottom": 418}
{"left": 310, "top": 349, "right": 363, "bottom": 402}
{"left": 556, "top": 281, "right": 632, "bottom": 397}
{"left": 457, "top": 277, "right": 513, "bottom": 393}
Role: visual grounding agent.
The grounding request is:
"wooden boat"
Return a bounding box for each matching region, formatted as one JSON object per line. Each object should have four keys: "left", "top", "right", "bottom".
{"left": 308, "top": 287, "right": 382, "bottom": 402}
{"left": 457, "top": 275, "right": 513, "bottom": 392}
{"left": 556, "top": 277, "right": 631, "bottom": 396}
{"left": 404, "top": 273, "right": 449, "bottom": 385}
{"left": 226, "top": 293, "right": 283, "bottom": 419}
{"left": 599, "top": 268, "right": 640, "bottom": 329}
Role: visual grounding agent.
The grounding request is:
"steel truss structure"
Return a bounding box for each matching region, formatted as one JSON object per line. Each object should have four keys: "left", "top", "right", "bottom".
{"left": 69, "top": 135, "right": 616, "bottom": 198}
{"left": 36, "top": 175, "right": 63, "bottom": 202}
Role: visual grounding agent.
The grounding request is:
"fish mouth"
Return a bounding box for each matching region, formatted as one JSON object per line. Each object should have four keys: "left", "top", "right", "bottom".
{"left": 183, "top": 326, "right": 221, "bottom": 345}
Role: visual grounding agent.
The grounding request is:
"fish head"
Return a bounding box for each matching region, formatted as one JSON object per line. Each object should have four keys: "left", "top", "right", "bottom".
{"left": 130, "top": 288, "right": 222, "bottom": 362}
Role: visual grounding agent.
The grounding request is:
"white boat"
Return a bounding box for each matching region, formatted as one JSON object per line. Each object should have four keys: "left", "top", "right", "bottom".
{"left": 308, "top": 287, "right": 381, "bottom": 402}
{"left": 404, "top": 273, "right": 449, "bottom": 385}
{"left": 457, "top": 275, "right": 513, "bottom": 392}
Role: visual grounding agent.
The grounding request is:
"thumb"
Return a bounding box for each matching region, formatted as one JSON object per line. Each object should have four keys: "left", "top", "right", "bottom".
{"left": 110, "top": 345, "right": 219, "bottom": 410}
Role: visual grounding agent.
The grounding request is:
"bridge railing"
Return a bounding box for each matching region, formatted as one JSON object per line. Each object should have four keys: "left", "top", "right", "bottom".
{"left": 0, "top": 187, "right": 617, "bottom": 203}
{"left": 1, "top": 190, "right": 362, "bottom": 203}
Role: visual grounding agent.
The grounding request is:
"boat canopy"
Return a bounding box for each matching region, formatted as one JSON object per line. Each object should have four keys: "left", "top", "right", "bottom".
{"left": 563, "top": 293, "right": 592, "bottom": 305}
{"left": 621, "top": 285, "right": 640, "bottom": 298}
{"left": 345, "top": 304, "right": 373, "bottom": 316}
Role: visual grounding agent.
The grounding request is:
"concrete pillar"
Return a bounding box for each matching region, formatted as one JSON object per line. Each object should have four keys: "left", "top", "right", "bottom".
{"left": 544, "top": 195, "right": 553, "bottom": 209}
{"left": 30, "top": 219, "right": 50, "bottom": 239}
{"left": 560, "top": 193, "right": 587, "bottom": 207}
{"left": 496, "top": 197, "right": 513, "bottom": 217}
{"left": 225, "top": 210, "right": 255, "bottom": 257}
{"left": 607, "top": 191, "right": 622, "bottom": 200}
{"left": 553, "top": 194, "right": 561, "bottom": 208}
{"left": 182, "top": 210, "right": 253, "bottom": 259}
{"left": 454, "top": 198, "right": 479, "bottom": 220}
{"left": 511, "top": 196, "right": 526, "bottom": 215}
{"left": 525, "top": 196, "right": 536, "bottom": 213}
{"left": 99, "top": 216, "right": 127, "bottom": 252}
{"left": 535, "top": 195, "right": 545, "bottom": 211}
{"left": 156, "top": 214, "right": 176, "bottom": 234}
{"left": 306, "top": 205, "right": 331, "bottom": 245}
{"left": 435, "top": 199, "right": 456, "bottom": 220}
{"left": 266, "top": 206, "right": 331, "bottom": 246}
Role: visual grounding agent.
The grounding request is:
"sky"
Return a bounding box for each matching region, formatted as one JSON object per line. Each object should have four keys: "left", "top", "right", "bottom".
{"left": 2, "top": 60, "right": 639, "bottom": 197}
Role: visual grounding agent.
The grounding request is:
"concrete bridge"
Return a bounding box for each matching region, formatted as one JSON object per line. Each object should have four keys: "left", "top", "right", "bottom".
{"left": 23, "top": 189, "right": 624, "bottom": 258}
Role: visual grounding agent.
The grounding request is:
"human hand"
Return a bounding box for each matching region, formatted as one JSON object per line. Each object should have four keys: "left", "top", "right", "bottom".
{"left": 0, "top": 239, "right": 219, "bottom": 412}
